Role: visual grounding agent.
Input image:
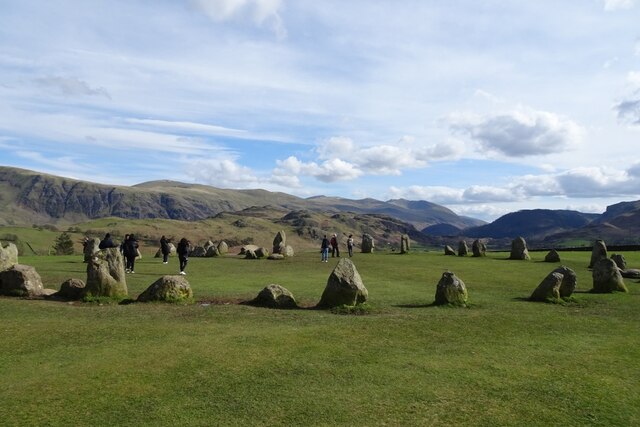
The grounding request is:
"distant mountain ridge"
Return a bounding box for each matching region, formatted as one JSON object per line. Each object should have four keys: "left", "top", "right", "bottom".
{"left": 0, "top": 166, "right": 482, "bottom": 230}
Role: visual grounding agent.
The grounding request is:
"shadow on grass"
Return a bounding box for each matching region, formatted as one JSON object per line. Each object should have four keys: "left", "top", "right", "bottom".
{"left": 393, "top": 302, "right": 436, "bottom": 309}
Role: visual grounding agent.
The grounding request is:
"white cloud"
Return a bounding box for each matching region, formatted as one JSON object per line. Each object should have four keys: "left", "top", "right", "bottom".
{"left": 273, "top": 155, "right": 362, "bottom": 183}
{"left": 450, "top": 108, "right": 584, "bottom": 157}
{"left": 185, "top": 157, "right": 261, "bottom": 188}
{"left": 191, "top": 0, "right": 286, "bottom": 38}
{"left": 463, "top": 185, "right": 522, "bottom": 202}
{"left": 614, "top": 94, "right": 640, "bottom": 125}
{"left": 125, "top": 118, "right": 247, "bottom": 137}
{"left": 628, "top": 71, "right": 640, "bottom": 87}
{"left": 387, "top": 185, "right": 464, "bottom": 205}
{"left": 603, "top": 0, "right": 635, "bottom": 10}
{"left": 388, "top": 164, "right": 640, "bottom": 207}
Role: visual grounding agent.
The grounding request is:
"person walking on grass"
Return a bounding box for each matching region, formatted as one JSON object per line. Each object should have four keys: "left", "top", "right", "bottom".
{"left": 347, "top": 234, "right": 354, "bottom": 257}
{"left": 176, "top": 237, "right": 191, "bottom": 275}
{"left": 330, "top": 233, "right": 340, "bottom": 257}
{"left": 321, "top": 235, "right": 330, "bottom": 263}
{"left": 123, "top": 234, "right": 139, "bottom": 273}
{"left": 160, "top": 235, "right": 170, "bottom": 264}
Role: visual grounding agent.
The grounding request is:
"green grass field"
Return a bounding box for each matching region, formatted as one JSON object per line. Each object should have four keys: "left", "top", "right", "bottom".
{"left": 1, "top": 249, "right": 639, "bottom": 426}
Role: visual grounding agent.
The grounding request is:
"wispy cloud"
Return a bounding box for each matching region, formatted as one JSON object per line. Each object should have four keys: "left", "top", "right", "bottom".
{"left": 603, "top": 0, "right": 635, "bottom": 11}
{"left": 34, "top": 76, "right": 111, "bottom": 99}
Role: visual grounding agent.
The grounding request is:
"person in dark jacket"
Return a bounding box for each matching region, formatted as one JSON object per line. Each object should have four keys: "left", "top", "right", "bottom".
{"left": 123, "top": 234, "right": 139, "bottom": 273}
{"left": 320, "top": 235, "right": 330, "bottom": 263}
{"left": 176, "top": 238, "right": 190, "bottom": 275}
{"left": 120, "top": 234, "right": 129, "bottom": 255}
{"left": 98, "top": 233, "right": 117, "bottom": 249}
{"left": 160, "top": 235, "right": 170, "bottom": 264}
{"left": 330, "top": 233, "right": 340, "bottom": 257}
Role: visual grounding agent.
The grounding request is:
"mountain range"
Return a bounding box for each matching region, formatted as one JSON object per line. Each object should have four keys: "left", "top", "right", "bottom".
{"left": 1, "top": 166, "right": 639, "bottom": 247}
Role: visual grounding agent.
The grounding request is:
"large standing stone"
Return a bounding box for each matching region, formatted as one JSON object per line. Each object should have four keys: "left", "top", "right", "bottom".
{"left": 361, "top": 234, "right": 375, "bottom": 253}
{"left": 589, "top": 240, "right": 607, "bottom": 268}
{"left": 509, "top": 237, "right": 530, "bottom": 260}
{"left": 255, "top": 247, "right": 269, "bottom": 258}
{"left": 251, "top": 284, "right": 297, "bottom": 309}
{"left": 137, "top": 275, "right": 193, "bottom": 303}
{"left": 57, "top": 278, "right": 86, "bottom": 300}
{"left": 240, "top": 244, "right": 260, "bottom": 255}
{"left": 205, "top": 246, "right": 220, "bottom": 257}
{"left": 217, "top": 241, "right": 229, "bottom": 255}
{"left": 400, "top": 234, "right": 410, "bottom": 254}
{"left": 83, "top": 238, "right": 100, "bottom": 263}
{"left": 244, "top": 249, "right": 258, "bottom": 259}
{"left": 591, "top": 258, "right": 627, "bottom": 293}
{"left": 434, "top": 271, "right": 468, "bottom": 307}
{"left": 272, "top": 230, "right": 286, "bottom": 254}
{"left": 84, "top": 247, "right": 128, "bottom": 299}
{"left": 620, "top": 269, "right": 640, "bottom": 279}
{"left": 318, "top": 258, "right": 368, "bottom": 308}
{"left": 444, "top": 245, "right": 456, "bottom": 256}
{"left": 529, "top": 266, "right": 577, "bottom": 301}
{"left": 0, "top": 264, "right": 45, "bottom": 297}
{"left": 544, "top": 249, "right": 561, "bottom": 263}
{"left": 190, "top": 246, "right": 206, "bottom": 257}
{"left": 457, "top": 240, "right": 468, "bottom": 257}
{"left": 471, "top": 239, "right": 486, "bottom": 257}
{"left": 0, "top": 242, "right": 19, "bottom": 271}
{"left": 610, "top": 254, "right": 626, "bottom": 270}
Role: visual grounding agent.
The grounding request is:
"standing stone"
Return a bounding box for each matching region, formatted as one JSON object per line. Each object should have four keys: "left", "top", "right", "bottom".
{"left": 83, "top": 238, "right": 100, "bottom": 263}
{"left": 471, "top": 239, "right": 486, "bottom": 257}
{"left": 591, "top": 258, "right": 627, "bottom": 293}
{"left": 0, "top": 242, "right": 19, "bottom": 271}
{"left": 205, "top": 246, "right": 219, "bottom": 257}
{"left": 509, "top": 237, "right": 530, "bottom": 260}
{"left": 217, "top": 241, "right": 229, "bottom": 255}
{"left": 0, "top": 264, "right": 45, "bottom": 297}
{"left": 190, "top": 246, "right": 206, "bottom": 257}
{"left": 318, "top": 258, "right": 368, "bottom": 308}
{"left": 434, "top": 271, "right": 468, "bottom": 307}
{"left": 529, "top": 266, "right": 577, "bottom": 301}
{"left": 589, "top": 240, "right": 607, "bottom": 268}
{"left": 444, "top": 245, "right": 456, "bottom": 256}
{"left": 244, "top": 249, "right": 258, "bottom": 259}
{"left": 457, "top": 240, "right": 468, "bottom": 257}
{"left": 620, "top": 269, "right": 640, "bottom": 279}
{"left": 284, "top": 245, "right": 295, "bottom": 257}
{"left": 400, "top": 234, "right": 410, "bottom": 254}
{"left": 57, "top": 278, "right": 86, "bottom": 300}
{"left": 544, "top": 249, "right": 561, "bottom": 263}
{"left": 255, "top": 247, "right": 270, "bottom": 258}
{"left": 610, "top": 254, "right": 626, "bottom": 270}
{"left": 272, "top": 230, "right": 286, "bottom": 254}
{"left": 84, "top": 247, "right": 128, "bottom": 299}
{"left": 361, "top": 234, "right": 375, "bottom": 253}
{"left": 251, "top": 284, "right": 297, "bottom": 309}
{"left": 203, "top": 240, "right": 215, "bottom": 251}
{"left": 137, "top": 275, "right": 193, "bottom": 303}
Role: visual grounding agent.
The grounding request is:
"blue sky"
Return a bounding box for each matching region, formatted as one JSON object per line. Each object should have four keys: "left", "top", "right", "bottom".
{"left": 1, "top": 0, "right": 640, "bottom": 221}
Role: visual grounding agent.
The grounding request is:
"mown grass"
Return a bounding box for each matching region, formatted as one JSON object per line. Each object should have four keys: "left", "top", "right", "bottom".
{"left": 1, "top": 249, "right": 639, "bottom": 426}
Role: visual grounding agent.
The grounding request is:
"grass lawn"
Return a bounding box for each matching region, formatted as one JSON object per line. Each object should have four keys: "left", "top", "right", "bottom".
{"left": 1, "top": 249, "right": 639, "bottom": 426}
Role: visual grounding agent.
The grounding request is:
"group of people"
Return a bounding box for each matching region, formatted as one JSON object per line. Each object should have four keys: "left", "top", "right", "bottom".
{"left": 97, "top": 233, "right": 191, "bottom": 275}
{"left": 320, "top": 233, "right": 354, "bottom": 262}
{"left": 98, "top": 231, "right": 354, "bottom": 271}
{"left": 155, "top": 235, "right": 192, "bottom": 275}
